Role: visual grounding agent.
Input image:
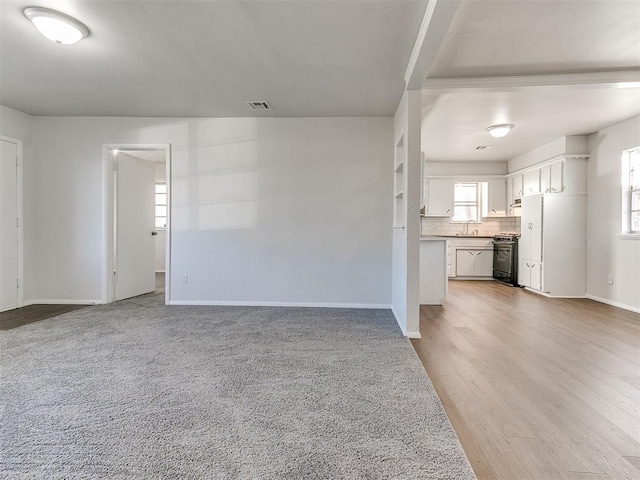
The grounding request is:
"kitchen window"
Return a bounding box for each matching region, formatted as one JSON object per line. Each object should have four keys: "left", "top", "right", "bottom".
{"left": 452, "top": 182, "right": 479, "bottom": 222}
{"left": 623, "top": 147, "right": 640, "bottom": 234}
{"left": 155, "top": 182, "right": 167, "bottom": 229}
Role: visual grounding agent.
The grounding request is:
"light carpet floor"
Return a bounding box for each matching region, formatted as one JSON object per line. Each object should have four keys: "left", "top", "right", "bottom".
{"left": 0, "top": 292, "right": 475, "bottom": 479}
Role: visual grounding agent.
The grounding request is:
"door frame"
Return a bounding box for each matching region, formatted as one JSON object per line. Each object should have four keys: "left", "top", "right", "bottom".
{"left": 0, "top": 135, "right": 24, "bottom": 311}
{"left": 101, "top": 143, "right": 171, "bottom": 305}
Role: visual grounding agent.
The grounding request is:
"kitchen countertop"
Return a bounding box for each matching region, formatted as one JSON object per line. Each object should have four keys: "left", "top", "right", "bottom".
{"left": 428, "top": 235, "right": 496, "bottom": 239}
{"left": 420, "top": 236, "right": 448, "bottom": 241}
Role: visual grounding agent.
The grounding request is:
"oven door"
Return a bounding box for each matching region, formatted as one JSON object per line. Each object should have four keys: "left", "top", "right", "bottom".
{"left": 493, "top": 243, "right": 514, "bottom": 280}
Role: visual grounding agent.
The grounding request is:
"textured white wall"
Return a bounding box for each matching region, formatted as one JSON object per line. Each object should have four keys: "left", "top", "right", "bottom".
{"left": 0, "top": 105, "right": 35, "bottom": 302}
{"left": 586, "top": 115, "right": 640, "bottom": 312}
{"left": 32, "top": 116, "right": 393, "bottom": 306}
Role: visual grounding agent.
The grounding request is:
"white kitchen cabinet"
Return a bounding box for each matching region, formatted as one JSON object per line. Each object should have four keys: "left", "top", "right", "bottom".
{"left": 521, "top": 196, "right": 543, "bottom": 262}
{"left": 482, "top": 178, "right": 507, "bottom": 217}
{"left": 519, "top": 259, "right": 543, "bottom": 290}
{"left": 475, "top": 249, "right": 493, "bottom": 276}
{"left": 541, "top": 161, "right": 564, "bottom": 194}
{"left": 455, "top": 249, "right": 493, "bottom": 277}
{"left": 550, "top": 162, "right": 563, "bottom": 193}
{"left": 456, "top": 250, "right": 476, "bottom": 276}
{"left": 420, "top": 238, "right": 448, "bottom": 305}
{"left": 446, "top": 240, "right": 454, "bottom": 277}
{"left": 425, "top": 178, "right": 454, "bottom": 217}
{"left": 519, "top": 193, "right": 586, "bottom": 296}
{"left": 512, "top": 175, "right": 523, "bottom": 198}
{"left": 524, "top": 170, "right": 541, "bottom": 195}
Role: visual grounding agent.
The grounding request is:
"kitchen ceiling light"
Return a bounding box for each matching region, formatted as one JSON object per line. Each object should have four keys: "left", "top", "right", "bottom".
{"left": 486, "top": 124, "right": 513, "bottom": 138}
{"left": 24, "top": 7, "right": 89, "bottom": 45}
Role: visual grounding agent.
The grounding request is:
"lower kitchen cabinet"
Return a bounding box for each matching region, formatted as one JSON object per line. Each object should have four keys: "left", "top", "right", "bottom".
{"left": 519, "top": 259, "right": 543, "bottom": 290}
{"left": 456, "top": 249, "right": 493, "bottom": 277}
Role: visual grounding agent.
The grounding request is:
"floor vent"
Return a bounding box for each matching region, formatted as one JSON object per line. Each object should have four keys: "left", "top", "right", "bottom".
{"left": 246, "top": 101, "right": 272, "bottom": 110}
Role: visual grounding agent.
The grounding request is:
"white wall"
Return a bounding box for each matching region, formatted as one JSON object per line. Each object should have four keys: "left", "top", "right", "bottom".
{"left": 0, "top": 105, "right": 35, "bottom": 302}
{"left": 586, "top": 115, "right": 640, "bottom": 312}
{"left": 32, "top": 116, "right": 393, "bottom": 306}
{"left": 392, "top": 91, "right": 421, "bottom": 337}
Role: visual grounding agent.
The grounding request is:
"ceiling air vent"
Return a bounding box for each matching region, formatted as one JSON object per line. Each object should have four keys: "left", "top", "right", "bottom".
{"left": 246, "top": 101, "right": 272, "bottom": 110}
{"left": 475, "top": 145, "right": 493, "bottom": 150}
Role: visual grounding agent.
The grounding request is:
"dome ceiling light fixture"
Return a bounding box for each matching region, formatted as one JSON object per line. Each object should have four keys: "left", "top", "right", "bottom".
{"left": 24, "top": 7, "right": 89, "bottom": 45}
{"left": 486, "top": 124, "right": 514, "bottom": 138}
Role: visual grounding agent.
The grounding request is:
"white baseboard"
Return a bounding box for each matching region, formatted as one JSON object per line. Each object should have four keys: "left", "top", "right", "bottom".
{"left": 168, "top": 300, "right": 392, "bottom": 309}
{"left": 155, "top": 270, "right": 166, "bottom": 273}
{"left": 23, "top": 299, "right": 101, "bottom": 306}
{"left": 406, "top": 330, "right": 422, "bottom": 339}
{"left": 585, "top": 294, "right": 640, "bottom": 314}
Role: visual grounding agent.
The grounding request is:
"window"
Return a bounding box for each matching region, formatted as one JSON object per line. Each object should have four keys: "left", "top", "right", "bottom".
{"left": 155, "top": 183, "right": 167, "bottom": 229}
{"left": 452, "top": 182, "right": 479, "bottom": 222}
{"left": 623, "top": 148, "right": 640, "bottom": 234}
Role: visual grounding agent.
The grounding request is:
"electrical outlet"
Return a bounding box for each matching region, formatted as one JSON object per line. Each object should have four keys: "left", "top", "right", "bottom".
{"left": 181, "top": 274, "right": 188, "bottom": 285}
{"left": 607, "top": 274, "right": 613, "bottom": 285}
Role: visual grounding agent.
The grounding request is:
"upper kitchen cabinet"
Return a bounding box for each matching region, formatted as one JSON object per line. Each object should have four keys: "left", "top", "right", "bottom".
{"left": 524, "top": 170, "right": 541, "bottom": 195}
{"left": 544, "top": 157, "right": 589, "bottom": 194}
{"left": 508, "top": 155, "right": 588, "bottom": 198}
{"left": 512, "top": 174, "right": 523, "bottom": 199}
{"left": 482, "top": 178, "right": 507, "bottom": 217}
{"left": 424, "top": 178, "right": 454, "bottom": 217}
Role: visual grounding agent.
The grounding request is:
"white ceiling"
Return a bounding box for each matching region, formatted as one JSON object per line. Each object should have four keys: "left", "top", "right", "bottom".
{"left": 422, "top": 0, "right": 640, "bottom": 162}
{"left": 0, "top": 0, "right": 426, "bottom": 117}
{"left": 2, "top": 0, "right": 639, "bottom": 164}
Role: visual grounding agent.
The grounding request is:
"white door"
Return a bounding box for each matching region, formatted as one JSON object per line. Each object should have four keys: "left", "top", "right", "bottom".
{"left": 0, "top": 140, "right": 19, "bottom": 311}
{"left": 114, "top": 155, "right": 156, "bottom": 301}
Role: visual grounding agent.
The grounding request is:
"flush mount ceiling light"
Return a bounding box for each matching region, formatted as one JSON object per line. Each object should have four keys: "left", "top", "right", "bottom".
{"left": 24, "top": 7, "right": 89, "bottom": 45}
{"left": 486, "top": 124, "right": 513, "bottom": 138}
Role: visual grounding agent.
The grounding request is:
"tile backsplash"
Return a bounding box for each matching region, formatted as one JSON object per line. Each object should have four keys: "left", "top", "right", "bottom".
{"left": 422, "top": 216, "right": 521, "bottom": 237}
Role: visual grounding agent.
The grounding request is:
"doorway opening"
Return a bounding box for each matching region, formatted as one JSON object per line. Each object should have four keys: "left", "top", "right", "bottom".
{"left": 101, "top": 144, "right": 171, "bottom": 305}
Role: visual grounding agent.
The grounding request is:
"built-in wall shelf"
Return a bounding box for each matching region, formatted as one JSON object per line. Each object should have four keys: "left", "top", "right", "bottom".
{"left": 394, "top": 132, "right": 405, "bottom": 228}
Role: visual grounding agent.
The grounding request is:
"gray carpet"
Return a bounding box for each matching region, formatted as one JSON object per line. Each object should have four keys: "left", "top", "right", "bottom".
{"left": 0, "top": 291, "right": 475, "bottom": 479}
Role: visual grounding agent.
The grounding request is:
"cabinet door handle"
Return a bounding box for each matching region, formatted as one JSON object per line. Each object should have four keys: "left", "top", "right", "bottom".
{"left": 477, "top": 251, "right": 482, "bottom": 255}
{"left": 446, "top": 208, "right": 451, "bottom": 213}
{"left": 469, "top": 251, "right": 474, "bottom": 255}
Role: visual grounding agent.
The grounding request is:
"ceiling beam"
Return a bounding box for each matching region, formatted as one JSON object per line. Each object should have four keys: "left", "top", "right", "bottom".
{"left": 422, "top": 70, "right": 640, "bottom": 93}
{"left": 404, "top": 0, "right": 460, "bottom": 90}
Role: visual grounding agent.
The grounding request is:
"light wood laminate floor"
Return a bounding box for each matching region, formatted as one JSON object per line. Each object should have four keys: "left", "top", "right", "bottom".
{"left": 411, "top": 280, "right": 640, "bottom": 480}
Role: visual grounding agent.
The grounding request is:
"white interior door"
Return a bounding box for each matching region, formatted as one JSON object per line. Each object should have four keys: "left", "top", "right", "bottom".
{"left": 115, "top": 154, "right": 156, "bottom": 301}
{"left": 0, "top": 140, "right": 19, "bottom": 311}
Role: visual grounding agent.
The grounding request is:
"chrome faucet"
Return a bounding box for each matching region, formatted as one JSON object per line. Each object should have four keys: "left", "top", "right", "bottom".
{"left": 464, "top": 219, "right": 477, "bottom": 235}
